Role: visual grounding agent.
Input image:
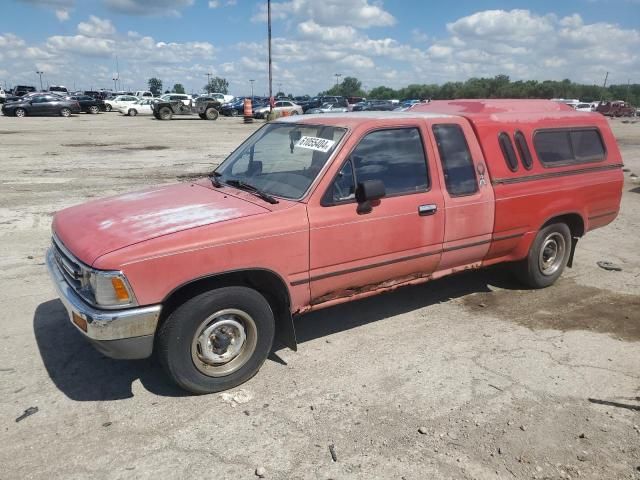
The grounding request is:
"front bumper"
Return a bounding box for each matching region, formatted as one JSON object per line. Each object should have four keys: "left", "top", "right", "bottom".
{"left": 46, "top": 248, "right": 162, "bottom": 359}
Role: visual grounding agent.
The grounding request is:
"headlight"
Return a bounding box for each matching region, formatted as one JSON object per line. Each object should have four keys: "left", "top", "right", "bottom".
{"left": 81, "top": 269, "right": 137, "bottom": 307}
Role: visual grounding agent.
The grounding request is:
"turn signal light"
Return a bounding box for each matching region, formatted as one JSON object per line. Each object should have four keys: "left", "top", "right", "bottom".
{"left": 111, "top": 277, "right": 131, "bottom": 302}
{"left": 72, "top": 312, "right": 87, "bottom": 332}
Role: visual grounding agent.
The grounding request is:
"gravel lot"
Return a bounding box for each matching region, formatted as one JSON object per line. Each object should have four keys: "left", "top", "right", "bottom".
{"left": 0, "top": 112, "right": 639, "bottom": 480}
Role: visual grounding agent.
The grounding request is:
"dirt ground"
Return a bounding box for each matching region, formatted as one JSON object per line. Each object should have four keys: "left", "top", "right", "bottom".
{"left": 0, "top": 112, "right": 638, "bottom": 480}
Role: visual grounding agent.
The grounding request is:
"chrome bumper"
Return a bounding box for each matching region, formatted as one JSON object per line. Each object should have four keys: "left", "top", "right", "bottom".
{"left": 46, "top": 248, "right": 162, "bottom": 359}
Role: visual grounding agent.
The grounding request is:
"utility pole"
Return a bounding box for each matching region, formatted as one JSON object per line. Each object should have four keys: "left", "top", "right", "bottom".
{"left": 36, "top": 71, "right": 44, "bottom": 91}
{"left": 250, "top": 79, "right": 255, "bottom": 98}
{"left": 206, "top": 72, "right": 212, "bottom": 93}
{"left": 268, "top": 0, "right": 273, "bottom": 112}
{"left": 626, "top": 79, "right": 631, "bottom": 103}
{"left": 112, "top": 77, "right": 118, "bottom": 92}
{"left": 334, "top": 73, "right": 342, "bottom": 87}
{"left": 602, "top": 71, "right": 609, "bottom": 89}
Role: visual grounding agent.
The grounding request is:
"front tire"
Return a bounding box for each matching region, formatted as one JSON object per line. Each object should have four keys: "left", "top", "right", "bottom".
{"left": 158, "top": 107, "right": 172, "bottom": 120}
{"left": 514, "top": 223, "right": 571, "bottom": 289}
{"left": 89, "top": 105, "right": 99, "bottom": 114}
{"left": 15, "top": 108, "right": 26, "bottom": 117}
{"left": 205, "top": 107, "right": 219, "bottom": 120}
{"left": 105, "top": 104, "right": 112, "bottom": 112}
{"left": 129, "top": 109, "right": 137, "bottom": 117}
{"left": 156, "top": 286, "right": 275, "bottom": 394}
{"left": 60, "top": 108, "right": 71, "bottom": 117}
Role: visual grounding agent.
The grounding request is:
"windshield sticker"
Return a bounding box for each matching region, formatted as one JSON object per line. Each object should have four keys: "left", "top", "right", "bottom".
{"left": 296, "top": 136, "right": 336, "bottom": 153}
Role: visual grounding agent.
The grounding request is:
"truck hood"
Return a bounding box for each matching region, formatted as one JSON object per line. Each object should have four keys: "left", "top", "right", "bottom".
{"left": 53, "top": 182, "right": 270, "bottom": 265}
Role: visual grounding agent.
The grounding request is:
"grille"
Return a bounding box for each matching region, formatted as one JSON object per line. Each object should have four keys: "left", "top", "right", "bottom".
{"left": 52, "top": 237, "right": 83, "bottom": 292}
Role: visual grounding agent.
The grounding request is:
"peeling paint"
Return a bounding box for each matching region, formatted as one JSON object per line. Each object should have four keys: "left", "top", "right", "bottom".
{"left": 98, "top": 204, "right": 238, "bottom": 237}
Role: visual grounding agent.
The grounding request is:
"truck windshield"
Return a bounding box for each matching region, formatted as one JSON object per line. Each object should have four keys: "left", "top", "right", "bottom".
{"left": 215, "top": 123, "right": 346, "bottom": 200}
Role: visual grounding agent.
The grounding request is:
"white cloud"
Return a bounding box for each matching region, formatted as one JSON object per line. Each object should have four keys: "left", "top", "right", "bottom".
{"left": 77, "top": 16, "right": 116, "bottom": 37}
{"left": 55, "top": 8, "right": 69, "bottom": 21}
{"left": 252, "top": 0, "right": 395, "bottom": 28}
{"left": 208, "top": 0, "right": 219, "bottom": 8}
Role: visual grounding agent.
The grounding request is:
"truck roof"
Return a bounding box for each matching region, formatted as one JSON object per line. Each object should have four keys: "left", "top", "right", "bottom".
{"left": 277, "top": 100, "right": 597, "bottom": 129}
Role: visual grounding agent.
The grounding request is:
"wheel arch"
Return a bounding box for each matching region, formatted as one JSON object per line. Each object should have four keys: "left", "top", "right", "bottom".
{"left": 540, "top": 212, "right": 585, "bottom": 238}
{"left": 159, "top": 268, "right": 297, "bottom": 351}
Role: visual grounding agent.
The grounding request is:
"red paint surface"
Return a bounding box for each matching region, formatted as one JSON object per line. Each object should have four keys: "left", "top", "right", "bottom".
{"left": 52, "top": 101, "right": 624, "bottom": 313}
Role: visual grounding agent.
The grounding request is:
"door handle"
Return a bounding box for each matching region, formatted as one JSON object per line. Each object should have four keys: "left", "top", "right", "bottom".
{"left": 418, "top": 204, "right": 437, "bottom": 216}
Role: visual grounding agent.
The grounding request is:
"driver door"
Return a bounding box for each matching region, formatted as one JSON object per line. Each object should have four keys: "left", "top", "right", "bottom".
{"left": 306, "top": 125, "right": 445, "bottom": 303}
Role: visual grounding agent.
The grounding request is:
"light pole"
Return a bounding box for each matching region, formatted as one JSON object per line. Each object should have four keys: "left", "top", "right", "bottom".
{"left": 334, "top": 73, "right": 342, "bottom": 87}
{"left": 249, "top": 79, "right": 255, "bottom": 99}
{"left": 112, "top": 77, "right": 118, "bottom": 92}
{"left": 267, "top": 0, "right": 273, "bottom": 112}
{"left": 36, "top": 71, "right": 44, "bottom": 91}
{"left": 206, "top": 73, "right": 212, "bottom": 93}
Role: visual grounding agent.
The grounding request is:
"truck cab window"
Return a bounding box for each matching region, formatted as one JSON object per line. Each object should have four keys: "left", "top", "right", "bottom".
{"left": 347, "top": 128, "right": 429, "bottom": 198}
{"left": 433, "top": 124, "right": 478, "bottom": 196}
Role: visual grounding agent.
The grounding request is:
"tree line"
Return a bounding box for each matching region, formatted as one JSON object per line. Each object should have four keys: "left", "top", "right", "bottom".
{"left": 323, "top": 75, "right": 639, "bottom": 105}
{"left": 146, "top": 74, "right": 638, "bottom": 105}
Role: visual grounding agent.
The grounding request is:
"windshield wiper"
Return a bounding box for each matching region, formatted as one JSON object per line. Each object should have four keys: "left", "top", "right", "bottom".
{"left": 225, "top": 179, "right": 279, "bottom": 204}
{"left": 208, "top": 171, "right": 222, "bottom": 187}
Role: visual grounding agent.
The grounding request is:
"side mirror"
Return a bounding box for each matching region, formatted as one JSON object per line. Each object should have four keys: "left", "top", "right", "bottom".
{"left": 356, "top": 179, "right": 385, "bottom": 214}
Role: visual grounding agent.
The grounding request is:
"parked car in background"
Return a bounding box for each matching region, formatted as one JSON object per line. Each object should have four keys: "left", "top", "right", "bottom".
{"left": 68, "top": 94, "right": 104, "bottom": 114}
{"left": 12, "top": 85, "right": 36, "bottom": 97}
{"left": 0, "top": 87, "right": 6, "bottom": 104}
{"left": 135, "top": 90, "right": 154, "bottom": 98}
{"left": 596, "top": 101, "right": 636, "bottom": 117}
{"left": 220, "top": 97, "right": 245, "bottom": 116}
{"left": 49, "top": 86, "right": 69, "bottom": 94}
{"left": 158, "top": 93, "right": 192, "bottom": 106}
{"left": 2, "top": 94, "right": 80, "bottom": 117}
{"left": 253, "top": 100, "right": 303, "bottom": 119}
{"left": 573, "top": 103, "right": 594, "bottom": 112}
{"left": 346, "top": 96, "right": 365, "bottom": 111}
{"left": 352, "top": 100, "right": 396, "bottom": 111}
{"left": 104, "top": 95, "right": 139, "bottom": 112}
{"left": 203, "top": 92, "right": 234, "bottom": 104}
{"left": 305, "top": 102, "right": 349, "bottom": 114}
{"left": 152, "top": 96, "right": 221, "bottom": 120}
{"left": 119, "top": 98, "right": 155, "bottom": 116}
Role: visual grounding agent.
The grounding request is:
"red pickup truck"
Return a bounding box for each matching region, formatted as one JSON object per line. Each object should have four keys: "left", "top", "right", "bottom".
{"left": 47, "top": 100, "right": 624, "bottom": 393}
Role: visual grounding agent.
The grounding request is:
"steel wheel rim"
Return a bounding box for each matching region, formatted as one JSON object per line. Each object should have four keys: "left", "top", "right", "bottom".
{"left": 539, "top": 232, "right": 566, "bottom": 276}
{"left": 191, "top": 308, "right": 257, "bottom": 377}
{"left": 15, "top": 109, "right": 25, "bottom": 117}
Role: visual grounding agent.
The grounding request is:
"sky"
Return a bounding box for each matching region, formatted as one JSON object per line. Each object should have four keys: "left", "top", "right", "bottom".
{"left": 0, "top": 0, "right": 638, "bottom": 96}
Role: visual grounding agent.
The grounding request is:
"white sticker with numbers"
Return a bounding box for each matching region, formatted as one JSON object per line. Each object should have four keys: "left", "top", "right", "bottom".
{"left": 296, "top": 136, "right": 336, "bottom": 152}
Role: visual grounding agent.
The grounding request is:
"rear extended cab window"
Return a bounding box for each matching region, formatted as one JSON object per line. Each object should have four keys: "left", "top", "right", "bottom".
{"left": 533, "top": 128, "right": 606, "bottom": 166}
{"left": 432, "top": 124, "right": 478, "bottom": 197}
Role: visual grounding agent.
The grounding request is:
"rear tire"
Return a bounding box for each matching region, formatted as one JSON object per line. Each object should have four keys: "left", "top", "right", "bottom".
{"left": 89, "top": 105, "right": 99, "bottom": 114}
{"left": 60, "top": 108, "right": 71, "bottom": 117}
{"left": 156, "top": 286, "right": 275, "bottom": 394}
{"left": 129, "top": 109, "right": 137, "bottom": 117}
{"left": 158, "top": 107, "right": 172, "bottom": 120}
{"left": 105, "top": 104, "right": 112, "bottom": 112}
{"left": 513, "top": 222, "right": 571, "bottom": 289}
{"left": 205, "top": 107, "right": 219, "bottom": 120}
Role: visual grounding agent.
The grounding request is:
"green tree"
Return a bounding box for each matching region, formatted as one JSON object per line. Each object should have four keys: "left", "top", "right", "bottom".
{"left": 204, "top": 76, "right": 229, "bottom": 94}
{"left": 172, "top": 83, "right": 185, "bottom": 94}
{"left": 148, "top": 77, "right": 163, "bottom": 96}
{"left": 324, "top": 76, "right": 365, "bottom": 97}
